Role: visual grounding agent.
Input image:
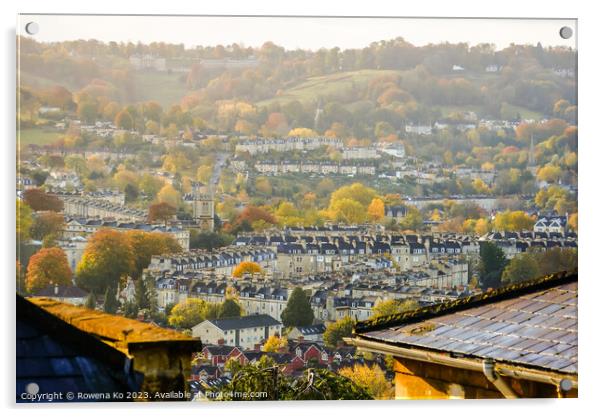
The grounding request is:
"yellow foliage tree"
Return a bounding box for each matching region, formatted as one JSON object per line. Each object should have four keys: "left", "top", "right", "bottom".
{"left": 472, "top": 178, "right": 491, "bottom": 194}
{"left": 262, "top": 335, "right": 288, "bottom": 353}
{"left": 329, "top": 198, "right": 366, "bottom": 224}
{"left": 568, "top": 212, "right": 577, "bottom": 231}
{"left": 157, "top": 184, "right": 181, "bottom": 207}
{"left": 288, "top": 127, "right": 318, "bottom": 137}
{"left": 475, "top": 218, "right": 492, "bottom": 235}
{"left": 367, "top": 198, "right": 385, "bottom": 222}
{"left": 371, "top": 299, "right": 418, "bottom": 318}
{"left": 339, "top": 364, "right": 394, "bottom": 400}
{"left": 493, "top": 211, "right": 535, "bottom": 232}
{"left": 537, "top": 165, "right": 562, "bottom": 183}
{"left": 232, "top": 261, "right": 263, "bottom": 278}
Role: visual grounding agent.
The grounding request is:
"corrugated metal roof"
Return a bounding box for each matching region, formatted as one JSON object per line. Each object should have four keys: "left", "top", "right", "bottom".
{"left": 360, "top": 280, "right": 577, "bottom": 374}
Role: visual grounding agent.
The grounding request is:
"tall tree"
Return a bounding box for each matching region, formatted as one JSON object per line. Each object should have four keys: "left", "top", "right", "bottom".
{"left": 479, "top": 242, "right": 508, "bottom": 290}
{"left": 103, "top": 286, "right": 119, "bottom": 314}
{"left": 25, "top": 247, "right": 72, "bottom": 293}
{"left": 85, "top": 291, "right": 97, "bottom": 310}
{"left": 281, "top": 287, "right": 314, "bottom": 327}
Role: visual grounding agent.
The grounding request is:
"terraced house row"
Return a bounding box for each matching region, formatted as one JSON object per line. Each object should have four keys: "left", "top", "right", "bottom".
{"left": 152, "top": 270, "right": 475, "bottom": 322}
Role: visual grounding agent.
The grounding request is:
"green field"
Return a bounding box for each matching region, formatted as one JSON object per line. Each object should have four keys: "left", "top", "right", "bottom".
{"left": 133, "top": 72, "right": 189, "bottom": 108}
{"left": 256, "top": 69, "right": 403, "bottom": 107}
{"left": 18, "top": 128, "right": 62, "bottom": 147}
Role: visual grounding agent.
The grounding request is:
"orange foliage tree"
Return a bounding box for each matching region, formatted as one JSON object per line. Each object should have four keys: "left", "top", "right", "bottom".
{"left": 232, "top": 261, "right": 263, "bottom": 278}
{"left": 26, "top": 247, "right": 72, "bottom": 293}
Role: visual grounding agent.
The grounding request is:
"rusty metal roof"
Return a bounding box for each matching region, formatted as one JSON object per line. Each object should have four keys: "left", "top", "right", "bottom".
{"left": 28, "top": 297, "right": 201, "bottom": 351}
{"left": 355, "top": 271, "right": 577, "bottom": 374}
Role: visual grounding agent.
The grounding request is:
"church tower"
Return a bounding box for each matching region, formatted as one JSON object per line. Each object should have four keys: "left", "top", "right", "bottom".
{"left": 185, "top": 182, "right": 215, "bottom": 232}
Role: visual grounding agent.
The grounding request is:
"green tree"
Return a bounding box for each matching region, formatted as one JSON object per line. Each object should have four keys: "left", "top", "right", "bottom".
{"left": 220, "top": 298, "right": 243, "bottom": 319}
{"left": 281, "top": 287, "right": 314, "bottom": 327}
{"left": 17, "top": 200, "right": 33, "bottom": 243}
{"left": 479, "top": 242, "right": 508, "bottom": 290}
{"left": 210, "top": 363, "right": 371, "bottom": 401}
{"left": 534, "top": 248, "right": 578, "bottom": 276}
{"left": 502, "top": 253, "right": 541, "bottom": 285}
{"left": 135, "top": 277, "right": 150, "bottom": 310}
{"left": 323, "top": 316, "right": 355, "bottom": 348}
{"left": 85, "top": 291, "right": 97, "bottom": 309}
{"left": 103, "top": 286, "right": 119, "bottom": 314}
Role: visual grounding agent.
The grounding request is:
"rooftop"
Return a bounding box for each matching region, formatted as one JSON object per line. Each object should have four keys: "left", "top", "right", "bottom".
{"left": 205, "top": 314, "right": 282, "bottom": 331}
{"left": 353, "top": 270, "right": 577, "bottom": 375}
{"left": 28, "top": 297, "right": 200, "bottom": 352}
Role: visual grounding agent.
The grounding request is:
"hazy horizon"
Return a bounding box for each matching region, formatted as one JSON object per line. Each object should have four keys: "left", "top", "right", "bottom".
{"left": 18, "top": 15, "right": 577, "bottom": 51}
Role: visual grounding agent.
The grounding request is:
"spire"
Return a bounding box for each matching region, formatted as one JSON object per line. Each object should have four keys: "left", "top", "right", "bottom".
{"left": 528, "top": 134, "right": 535, "bottom": 165}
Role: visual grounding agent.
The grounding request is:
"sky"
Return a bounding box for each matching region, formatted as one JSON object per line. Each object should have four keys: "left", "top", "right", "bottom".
{"left": 18, "top": 15, "right": 577, "bottom": 51}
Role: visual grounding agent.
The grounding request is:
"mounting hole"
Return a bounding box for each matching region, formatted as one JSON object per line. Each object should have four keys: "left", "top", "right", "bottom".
{"left": 25, "top": 22, "right": 39, "bottom": 35}
{"left": 559, "top": 26, "right": 573, "bottom": 40}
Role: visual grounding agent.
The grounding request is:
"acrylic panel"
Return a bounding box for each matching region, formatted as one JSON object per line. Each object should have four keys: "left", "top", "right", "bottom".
{"left": 16, "top": 14, "right": 577, "bottom": 402}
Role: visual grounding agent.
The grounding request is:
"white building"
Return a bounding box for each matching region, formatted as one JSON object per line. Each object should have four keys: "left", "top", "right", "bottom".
{"left": 192, "top": 314, "right": 283, "bottom": 350}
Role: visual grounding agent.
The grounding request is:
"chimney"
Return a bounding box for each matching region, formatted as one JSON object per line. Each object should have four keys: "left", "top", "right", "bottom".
{"left": 217, "top": 338, "right": 225, "bottom": 346}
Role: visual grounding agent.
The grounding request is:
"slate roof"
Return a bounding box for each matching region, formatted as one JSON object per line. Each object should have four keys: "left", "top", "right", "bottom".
{"left": 354, "top": 271, "right": 577, "bottom": 375}
{"left": 207, "top": 314, "right": 281, "bottom": 331}
{"left": 16, "top": 295, "right": 142, "bottom": 402}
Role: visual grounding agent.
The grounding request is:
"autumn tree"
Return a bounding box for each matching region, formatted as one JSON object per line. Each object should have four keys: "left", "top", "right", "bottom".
{"left": 22, "top": 188, "right": 63, "bottom": 212}
{"left": 367, "top": 198, "right": 385, "bottom": 222}
{"left": 235, "top": 206, "right": 276, "bottom": 229}
{"left": 399, "top": 206, "right": 424, "bottom": 231}
{"left": 157, "top": 184, "right": 181, "bottom": 207}
{"left": 168, "top": 298, "right": 208, "bottom": 329}
{"left": 339, "top": 364, "right": 394, "bottom": 399}
{"left": 148, "top": 202, "right": 177, "bottom": 225}
{"left": 288, "top": 127, "right": 318, "bottom": 137}
{"left": 281, "top": 287, "right": 314, "bottom": 327}
{"left": 26, "top": 247, "right": 72, "bottom": 293}
{"left": 262, "top": 335, "right": 288, "bottom": 353}
{"left": 493, "top": 211, "right": 535, "bottom": 232}
{"left": 114, "top": 109, "right": 134, "bottom": 130}
{"left": 329, "top": 198, "right": 366, "bottom": 224}
{"left": 124, "top": 230, "right": 182, "bottom": 278}
{"left": 30, "top": 211, "right": 64, "bottom": 241}
{"left": 323, "top": 316, "right": 355, "bottom": 348}
{"left": 232, "top": 261, "right": 263, "bottom": 278}
{"left": 76, "top": 229, "right": 135, "bottom": 293}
